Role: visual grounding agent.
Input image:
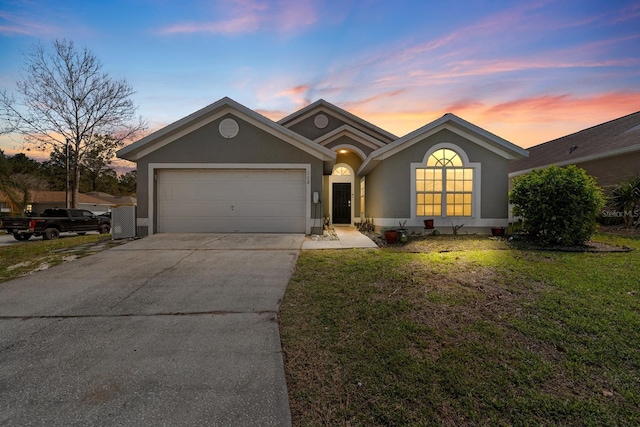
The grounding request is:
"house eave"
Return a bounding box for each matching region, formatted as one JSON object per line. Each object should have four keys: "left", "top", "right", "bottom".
{"left": 278, "top": 100, "right": 397, "bottom": 143}
{"left": 508, "top": 143, "right": 640, "bottom": 179}
{"left": 358, "top": 113, "right": 528, "bottom": 175}
{"left": 117, "top": 97, "right": 336, "bottom": 163}
{"left": 315, "top": 124, "right": 387, "bottom": 149}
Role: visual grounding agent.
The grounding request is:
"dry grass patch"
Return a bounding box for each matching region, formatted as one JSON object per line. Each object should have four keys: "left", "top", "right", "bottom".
{"left": 0, "top": 234, "right": 120, "bottom": 283}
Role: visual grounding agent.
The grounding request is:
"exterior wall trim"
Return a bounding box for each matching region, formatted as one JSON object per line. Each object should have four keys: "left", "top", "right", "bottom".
{"left": 147, "top": 163, "right": 312, "bottom": 235}
{"left": 373, "top": 217, "right": 508, "bottom": 228}
{"left": 279, "top": 102, "right": 397, "bottom": 143}
{"left": 315, "top": 125, "right": 387, "bottom": 149}
{"left": 359, "top": 114, "right": 528, "bottom": 175}
{"left": 329, "top": 144, "right": 367, "bottom": 161}
{"left": 118, "top": 97, "right": 336, "bottom": 163}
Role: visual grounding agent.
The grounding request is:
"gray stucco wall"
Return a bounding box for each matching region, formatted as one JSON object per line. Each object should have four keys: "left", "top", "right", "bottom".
{"left": 367, "top": 128, "right": 511, "bottom": 219}
{"left": 287, "top": 113, "right": 348, "bottom": 141}
{"left": 135, "top": 113, "right": 325, "bottom": 235}
{"left": 577, "top": 151, "right": 640, "bottom": 188}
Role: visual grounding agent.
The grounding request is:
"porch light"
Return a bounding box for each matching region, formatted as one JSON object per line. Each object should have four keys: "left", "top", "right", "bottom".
{"left": 339, "top": 149, "right": 348, "bottom": 154}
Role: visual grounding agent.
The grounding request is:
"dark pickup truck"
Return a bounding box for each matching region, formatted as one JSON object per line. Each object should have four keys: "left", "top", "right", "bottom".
{"left": 0, "top": 208, "right": 111, "bottom": 241}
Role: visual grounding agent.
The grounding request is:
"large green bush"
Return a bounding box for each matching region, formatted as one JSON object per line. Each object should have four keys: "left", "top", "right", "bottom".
{"left": 510, "top": 165, "right": 605, "bottom": 246}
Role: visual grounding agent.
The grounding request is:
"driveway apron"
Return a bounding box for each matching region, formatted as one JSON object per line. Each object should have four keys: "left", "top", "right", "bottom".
{"left": 0, "top": 233, "right": 302, "bottom": 426}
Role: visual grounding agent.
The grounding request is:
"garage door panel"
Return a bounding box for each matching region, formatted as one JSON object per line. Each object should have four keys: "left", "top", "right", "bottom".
{"left": 160, "top": 201, "right": 306, "bottom": 218}
{"left": 159, "top": 217, "right": 305, "bottom": 233}
{"left": 157, "top": 169, "right": 307, "bottom": 233}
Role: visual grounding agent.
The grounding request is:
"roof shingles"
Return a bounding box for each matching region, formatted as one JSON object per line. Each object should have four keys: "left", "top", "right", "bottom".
{"left": 509, "top": 111, "right": 640, "bottom": 174}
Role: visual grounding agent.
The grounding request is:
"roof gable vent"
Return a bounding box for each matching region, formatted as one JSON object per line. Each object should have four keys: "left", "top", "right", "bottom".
{"left": 314, "top": 114, "right": 329, "bottom": 129}
{"left": 219, "top": 118, "right": 239, "bottom": 138}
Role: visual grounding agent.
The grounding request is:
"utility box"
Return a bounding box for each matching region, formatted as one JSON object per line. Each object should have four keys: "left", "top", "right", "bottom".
{"left": 111, "top": 206, "right": 136, "bottom": 240}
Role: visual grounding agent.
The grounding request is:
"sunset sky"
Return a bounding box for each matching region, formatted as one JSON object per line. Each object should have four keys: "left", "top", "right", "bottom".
{"left": 1, "top": 0, "right": 640, "bottom": 162}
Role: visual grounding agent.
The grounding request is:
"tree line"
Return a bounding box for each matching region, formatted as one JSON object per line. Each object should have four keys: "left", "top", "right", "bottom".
{"left": 0, "top": 149, "right": 136, "bottom": 213}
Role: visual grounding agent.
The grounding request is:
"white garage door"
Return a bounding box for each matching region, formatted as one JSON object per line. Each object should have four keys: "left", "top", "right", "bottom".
{"left": 157, "top": 169, "right": 306, "bottom": 233}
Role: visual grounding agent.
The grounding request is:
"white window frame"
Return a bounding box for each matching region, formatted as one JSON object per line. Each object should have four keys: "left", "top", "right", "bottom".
{"left": 411, "top": 143, "right": 481, "bottom": 220}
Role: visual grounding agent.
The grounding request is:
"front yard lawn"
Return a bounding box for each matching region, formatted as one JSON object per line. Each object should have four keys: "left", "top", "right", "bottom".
{"left": 279, "top": 233, "right": 640, "bottom": 426}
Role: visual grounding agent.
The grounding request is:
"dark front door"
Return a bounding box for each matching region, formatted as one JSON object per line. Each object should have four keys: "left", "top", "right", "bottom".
{"left": 332, "top": 183, "right": 351, "bottom": 224}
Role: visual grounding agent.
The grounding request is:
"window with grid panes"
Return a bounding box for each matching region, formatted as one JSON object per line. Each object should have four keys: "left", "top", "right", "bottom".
{"left": 416, "top": 148, "right": 473, "bottom": 217}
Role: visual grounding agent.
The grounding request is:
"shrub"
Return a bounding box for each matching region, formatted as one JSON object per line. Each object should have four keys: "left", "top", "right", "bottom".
{"left": 509, "top": 165, "right": 605, "bottom": 246}
{"left": 609, "top": 176, "right": 640, "bottom": 227}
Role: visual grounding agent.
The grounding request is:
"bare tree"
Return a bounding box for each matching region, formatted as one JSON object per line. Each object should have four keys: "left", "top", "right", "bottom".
{"left": 0, "top": 39, "right": 147, "bottom": 207}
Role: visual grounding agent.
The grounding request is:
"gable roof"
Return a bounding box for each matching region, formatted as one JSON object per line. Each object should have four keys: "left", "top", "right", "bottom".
{"left": 509, "top": 111, "right": 640, "bottom": 176}
{"left": 278, "top": 99, "right": 397, "bottom": 144}
{"left": 117, "top": 97, "right": 336, "bottom": 162}
{"left": 358, "top": 113, "right": 528, "bottom": 175}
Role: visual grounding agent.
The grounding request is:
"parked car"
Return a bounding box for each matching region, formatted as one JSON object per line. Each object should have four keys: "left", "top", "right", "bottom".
{"left": 0, "top": 208, "right": 111, "bottom": 241}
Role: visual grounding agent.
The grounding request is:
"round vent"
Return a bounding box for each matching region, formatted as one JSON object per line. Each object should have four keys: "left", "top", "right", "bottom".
{"left": 314, "top": 114, "right": 329, "bottom": 129}
{"left": 219, "top": 118, "right": 239, "bottom": 138}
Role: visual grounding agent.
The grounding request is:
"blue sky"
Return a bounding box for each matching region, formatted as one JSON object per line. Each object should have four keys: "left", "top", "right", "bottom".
{"left": 1, "top": 0, "right": 639, "bottom": 161}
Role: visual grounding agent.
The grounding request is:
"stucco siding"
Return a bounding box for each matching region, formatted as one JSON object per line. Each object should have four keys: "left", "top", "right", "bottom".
{"left": 577, "top": 151, "right": 640, "bottom": 188}
{"left": 135, "top": 113, "right": 325, "bottom": 235}
{"left": 366, "top": 128, "right": 511, "bottom": 222}
{"left": 363, "top": 163, "right": 386, "bottom": 219}
{"left": 287, "top": 113, "right": 348, "bottom": 141}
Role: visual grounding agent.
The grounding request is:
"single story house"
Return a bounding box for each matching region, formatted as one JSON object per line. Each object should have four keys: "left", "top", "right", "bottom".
{"left": 0, "top": 190, "right": 130, "bottom": 215}
{"left": 85, "top": 191, "right": 137, "bottom": 208}
{"left": 24, "top": 191, "right": 113, "bottom": 215}
{"left": 117, "top": 97, "right": 528, "bottom": 236}
{"left": 509, "top": 111, "right": 640, "bottom": 189}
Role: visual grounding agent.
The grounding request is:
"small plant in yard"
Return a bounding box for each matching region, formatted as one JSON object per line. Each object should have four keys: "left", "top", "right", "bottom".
{"left": 510, "top": 165, "right": 605, "bottom": 246}
{"left": 609, "top": 175, "right": 640, "bottom": 227}
{"left": 451, "top": 223, "right": 464, "bottom": 235}
{"left": 357, "top": 217, "right": 375, "bottom": 232}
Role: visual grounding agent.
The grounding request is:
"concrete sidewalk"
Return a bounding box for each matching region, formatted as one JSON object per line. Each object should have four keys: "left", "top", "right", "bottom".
{"left": 302, "top": 226, "right": 379, "bottom": 250}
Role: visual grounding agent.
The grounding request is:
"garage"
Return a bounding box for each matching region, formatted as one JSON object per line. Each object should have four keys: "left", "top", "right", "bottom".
{"left": 156, "top": 169, "right": 307, "bottom": 233}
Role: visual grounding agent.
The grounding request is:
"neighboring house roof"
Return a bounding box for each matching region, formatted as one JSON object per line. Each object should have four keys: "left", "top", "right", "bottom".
{"left": 27, "top": 191, "right": 112, "bottom": 205}
{"left": 359, "top": 113, "right": 529, "bottom": 175}
{"left": 509, "top": 111, "right": 640, "bottom": 177}
{"left": 278, "top": 99, "right": 398, "bottom": 144}
{"left": 117, "top": 97, "right": 336, "bottom": 163}
{"left": 85, "top": 191, "right": 137, "bottom": 205}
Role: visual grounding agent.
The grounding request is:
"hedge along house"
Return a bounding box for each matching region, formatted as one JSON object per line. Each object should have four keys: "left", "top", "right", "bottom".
{"left": 117, "top": 97, "right": 528, "bottom": 236}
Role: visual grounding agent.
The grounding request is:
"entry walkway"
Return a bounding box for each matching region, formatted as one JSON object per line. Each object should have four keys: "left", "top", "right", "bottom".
{"left": 302, "top": 225, "right": 379, "bottom": 250}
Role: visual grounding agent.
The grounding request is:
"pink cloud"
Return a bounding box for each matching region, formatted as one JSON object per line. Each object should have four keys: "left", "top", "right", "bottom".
{"left": 158, "top": 0, "right": 320, "bottom": 35}
{"left": 0, "top": 11, "right": 60, "bottom": 36}
{"left": 160, "top": 14, "right": 262, "bottom": 35}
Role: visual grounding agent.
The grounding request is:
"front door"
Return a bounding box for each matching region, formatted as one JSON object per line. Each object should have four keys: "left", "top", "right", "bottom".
{"left": 332, "top": 183, "right": 351, "bottom": 224}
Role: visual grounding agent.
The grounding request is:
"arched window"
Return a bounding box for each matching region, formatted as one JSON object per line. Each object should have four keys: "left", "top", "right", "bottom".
{"left": 416, "top": 148, "right": 473, "bottom": 217}
{"left": 333, "top": 166, "right": 351, "bottom": 176}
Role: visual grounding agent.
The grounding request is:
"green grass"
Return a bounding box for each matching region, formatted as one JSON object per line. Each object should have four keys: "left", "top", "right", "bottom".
{"left": 279, "top": 233, "right": 640, "bottom": 426}
{"left": 0, "top": 234, "right": 114, "bottom": 282}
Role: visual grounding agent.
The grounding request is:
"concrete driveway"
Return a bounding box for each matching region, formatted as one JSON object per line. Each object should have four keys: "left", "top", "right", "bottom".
{"left": 0, "top": 233, "right": 303, "bottom": 426}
